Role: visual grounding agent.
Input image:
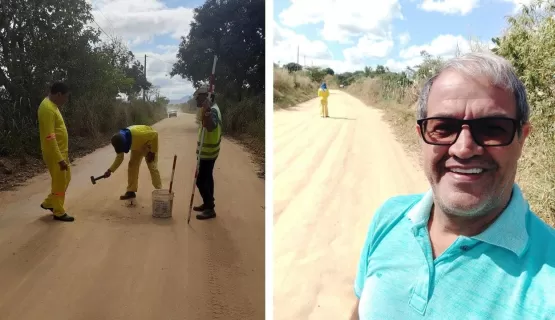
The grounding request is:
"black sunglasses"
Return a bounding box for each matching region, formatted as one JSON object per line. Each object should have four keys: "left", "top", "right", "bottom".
{"left": 416, "top": 116, "right": 521, "bottom": 147}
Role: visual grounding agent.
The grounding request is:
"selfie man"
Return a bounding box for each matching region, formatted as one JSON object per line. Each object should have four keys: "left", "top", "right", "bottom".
{"left": 352, "top": 52, "right": 555, "bottom": 319}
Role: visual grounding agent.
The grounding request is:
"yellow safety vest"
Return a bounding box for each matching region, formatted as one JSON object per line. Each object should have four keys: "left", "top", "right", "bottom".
{"left": 197, "top": 105, "right": 222, "bottom": 160}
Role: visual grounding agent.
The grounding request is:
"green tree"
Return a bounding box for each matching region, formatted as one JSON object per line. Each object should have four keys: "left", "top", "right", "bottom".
{"left": 171, "top": 0, "right": 264, "bottom": 102}
{"left": 0, "top": 0, "right": 168, "bottom": 157}
{"left": 305, "top": 67, "right": 327, "bottom": 83}
{"left": 284, "top": 62, "right": 302, "bottom": 73}
{"left": 324, "top": 67, "right": 335, "bottom": 75}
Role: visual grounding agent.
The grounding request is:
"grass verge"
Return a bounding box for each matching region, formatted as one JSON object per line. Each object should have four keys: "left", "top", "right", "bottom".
{"left": 274, "top": 68, "right": 318, "bottom": 109}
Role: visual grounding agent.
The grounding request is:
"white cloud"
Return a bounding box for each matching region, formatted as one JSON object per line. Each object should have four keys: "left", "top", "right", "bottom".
{"left": 274, "top": 22, "right": 333, "bottom": 64}
{"left": 399, "top": 34, "right": 470, "bottom": 59}
{"left": 287, "top": 58, "right": 365, "bottom": 74}
{"left": 278, "top": 0, "right": 403, "bottom": 43}
{"left": 398, "top": 32, "right": 411, "bottom": 46}
{"left": 418, "top": 0, "right": 480, "bottom": 15}
{"left": 385, "top": 56, "right": 424, "bottom": 72}
{"left": 343, "top": 34, "right": 394, "bottom": 63}
{"left": 272, "top": 23, "right": 363, "bottom": 73}
{"left": 88, "top": 0, "right": 194, "bottom": 45}
{"left": 134, "top": 47, "right": 194, "bottom": 100}
{"left": 501, "top": 0, "right": 534, "bottom": 13}
{"left": 386, "top": 34, "right": 473, "bottom": 72}
{"left": 84, "top": 0, "right": 196, "bottom": 99}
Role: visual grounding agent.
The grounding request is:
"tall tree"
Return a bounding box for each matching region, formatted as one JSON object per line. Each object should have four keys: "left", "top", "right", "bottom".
{"left": 170, "top": 0, "right": 265, "bottom": 102}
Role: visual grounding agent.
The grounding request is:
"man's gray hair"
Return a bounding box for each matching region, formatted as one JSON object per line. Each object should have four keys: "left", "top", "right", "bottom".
{"left": 416, "top": 51, "right": 529, "bottom": 123}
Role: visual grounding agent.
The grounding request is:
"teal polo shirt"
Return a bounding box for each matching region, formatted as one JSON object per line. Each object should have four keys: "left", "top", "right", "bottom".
{"left": 354, "top": 184, "right": 555, "bottom": 319}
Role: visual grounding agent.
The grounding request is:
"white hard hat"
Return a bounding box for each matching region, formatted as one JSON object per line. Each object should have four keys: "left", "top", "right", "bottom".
{"left": 193, "top": 84, "right": 210, "bottom": 97}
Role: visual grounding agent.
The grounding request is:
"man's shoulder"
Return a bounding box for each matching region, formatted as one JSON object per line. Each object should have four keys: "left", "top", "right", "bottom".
{"left": 370, "top": 193, "right": 426, "bottom": 232}
{"left": 38, "top": 97, "right": 53, "bottom": 110}
{"left": 527, "top": 211, "right": 555, "bottom": 252}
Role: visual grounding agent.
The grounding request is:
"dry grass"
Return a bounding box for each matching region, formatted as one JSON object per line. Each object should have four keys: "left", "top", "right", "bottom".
{"left": 219, "top": 94, "right": 265, "bottom": 178}
{"left": 274, "top": 68, "right": 318, "bottom": 109}
{"left": 347, "top": 77, "right": 555, "bottom": 227}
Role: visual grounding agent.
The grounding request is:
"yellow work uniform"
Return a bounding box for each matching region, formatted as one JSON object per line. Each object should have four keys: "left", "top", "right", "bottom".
{"left": 197, "top": 105, "right": 222, "bottom": 160}
{"left": 108, "top": 125, "right": 162, "bottom": 192}
{"left": 38, "top": 97, "right": 71, "bottom": 217}
{"left": 318, "top": 88, "right": 330, "bottom": 117}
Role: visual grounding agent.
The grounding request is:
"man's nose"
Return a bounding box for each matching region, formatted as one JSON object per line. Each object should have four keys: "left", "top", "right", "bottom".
{"left": 448, "top": 125, "right": 483, "bottom": 159}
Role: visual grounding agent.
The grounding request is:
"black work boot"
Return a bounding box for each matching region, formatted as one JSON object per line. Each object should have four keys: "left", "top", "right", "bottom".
{"left": 53, "top": 213, "right": 75, "bottom": 222}
{"left": 193, "top": 204, "right": 206, "bottom": 212}
{"left": 40, "top": 204, "right": 54, "bottom": 212}
{"left": 196, "top": 208, "right": 216, "bottom": 220}
{"left": 120, "top": 191, "right": 136, "bottom": 200}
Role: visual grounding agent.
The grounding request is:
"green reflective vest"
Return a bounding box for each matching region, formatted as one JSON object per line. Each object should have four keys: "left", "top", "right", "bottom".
{"left": 197, "top": 104, "right": 222, "bottom": 160}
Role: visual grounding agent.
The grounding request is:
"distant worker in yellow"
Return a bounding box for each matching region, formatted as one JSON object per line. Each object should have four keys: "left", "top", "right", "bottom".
{"left": 104, "top": 125, "right": 162, "bottom": 200}
{"left": 38, "top": 81, "right": 75, "bottom": 222}
{"left": 193, "top": 84, "right": 222, "bottom": 220}
{"left": 318, "top": 82, "right": 330, "bottom": 118}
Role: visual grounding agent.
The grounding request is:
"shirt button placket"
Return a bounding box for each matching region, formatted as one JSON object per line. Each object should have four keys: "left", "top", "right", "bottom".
{"left": 409, "top": 227, "right": 433, "bottom": 315}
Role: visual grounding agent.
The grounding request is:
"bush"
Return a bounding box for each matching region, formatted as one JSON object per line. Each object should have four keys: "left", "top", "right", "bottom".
{"left": 273, "top": 67, "right": 318, "bottom": 109}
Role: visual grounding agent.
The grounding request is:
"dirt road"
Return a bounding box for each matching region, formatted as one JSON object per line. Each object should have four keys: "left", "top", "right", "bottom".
{"left": 0, "top": 112, "right": 265, "bottom": 320}
{"left": 273, "top": 90, "right": 429, "bottom": 319}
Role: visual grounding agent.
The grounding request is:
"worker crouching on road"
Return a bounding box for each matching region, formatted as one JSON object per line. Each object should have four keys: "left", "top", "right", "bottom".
{"left": 318, "top": 82, "right": 329, "bottom": 118}
{"left": 38, "top": 81, "right": 75, "bottom": 222}
{"left": 104, "top": 125, "right": 162, "bottom": 200}
{"left": 193, "top": 85, "right": 222, "bottom": 220}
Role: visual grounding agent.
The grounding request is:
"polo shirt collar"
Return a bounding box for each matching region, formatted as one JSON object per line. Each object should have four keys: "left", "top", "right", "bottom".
{"left": 407, "top": 183, "right": 530, "bottom": 257}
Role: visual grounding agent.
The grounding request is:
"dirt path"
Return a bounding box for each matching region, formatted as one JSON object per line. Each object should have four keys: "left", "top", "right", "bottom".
{"left": 273, "top": 90, "right": 429, "bottom": 319}
{"left": 0, "top": 112, "right": 265, "bottom": 320}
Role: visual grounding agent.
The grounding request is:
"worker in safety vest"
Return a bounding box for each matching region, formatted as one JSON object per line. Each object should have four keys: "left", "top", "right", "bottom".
{"left": 104, "top": 125, "right": 162, "bottom": 200}
{"left": 38, "top": 81, "right": 75, "bottom": 222}
{"left": 318, "top": 82, "right": 330, "bottom": 118}
{"left": 193, "top": 84, "right": 222, "bottom": 220}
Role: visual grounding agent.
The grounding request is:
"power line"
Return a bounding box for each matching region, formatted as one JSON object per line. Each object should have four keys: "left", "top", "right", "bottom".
{"left": 147, "top": 55, "right": 175, "bottom": 66}
{"left": 92, "top": 5, "right": 117, "bottom": 37}
{"left": 91, "top": 17, "right": 115, "bottom": 43}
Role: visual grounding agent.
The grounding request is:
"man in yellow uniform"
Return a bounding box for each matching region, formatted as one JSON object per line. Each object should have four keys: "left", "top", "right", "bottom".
{"left": 103, "top": 125, "right": 162, "bottom": 200}
{"left": 38, "top": 81, "right": 74, "bottom": 222}
{"left": 318, "top": 82, "right": 330, "bottom": 118}
{"left": 193, "top": 85, "right": 222, "bottom": 220}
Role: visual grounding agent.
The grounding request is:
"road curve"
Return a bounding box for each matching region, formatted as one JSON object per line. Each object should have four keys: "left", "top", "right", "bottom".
{"left": 273, "top": 90, "right": 429, "bottom": 319}
{"left": 0, "top": 112, "right": 265, "bottom": 320}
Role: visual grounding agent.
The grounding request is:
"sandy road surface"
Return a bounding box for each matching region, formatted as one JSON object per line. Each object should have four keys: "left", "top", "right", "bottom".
{"left": 273, "top": 90, "right": 429, "bottom": 319}
{"left": 0, "top": 112, "right": 264, "bottom": 320}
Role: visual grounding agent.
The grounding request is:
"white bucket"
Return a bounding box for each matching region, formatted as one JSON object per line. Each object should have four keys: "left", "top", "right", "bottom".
{"left": 152, "top": 189, "right": 174, "bottom": 218}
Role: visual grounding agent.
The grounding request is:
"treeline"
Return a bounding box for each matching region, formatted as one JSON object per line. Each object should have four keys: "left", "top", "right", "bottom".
{"left": 0, "top": 0, "right": 170, "bottom": 159}
{"left": 171, "top": 0, "right": 265, "bottom": 152}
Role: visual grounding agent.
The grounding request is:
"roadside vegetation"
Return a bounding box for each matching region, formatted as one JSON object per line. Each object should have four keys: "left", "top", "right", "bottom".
{"left": 273, "top": 62, "right": 337, "bottom": 109}
{"left": 0, "top": 0, "right": 170, "bottom": 189}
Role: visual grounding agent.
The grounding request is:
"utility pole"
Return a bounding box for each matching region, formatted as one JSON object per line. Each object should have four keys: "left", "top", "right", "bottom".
{"left": 297, "top": 45, "right": 299, "bottom": 64}
{"left": 143, "top": 54, "right": 147, "bottom": 102}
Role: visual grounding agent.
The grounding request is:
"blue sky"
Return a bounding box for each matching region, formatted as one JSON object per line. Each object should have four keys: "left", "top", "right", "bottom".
{"left": 273, "top": 0, "right": 531, "bottom": 73}
{"left": 89, "top": 0, "right": 204, "bottom": 100}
